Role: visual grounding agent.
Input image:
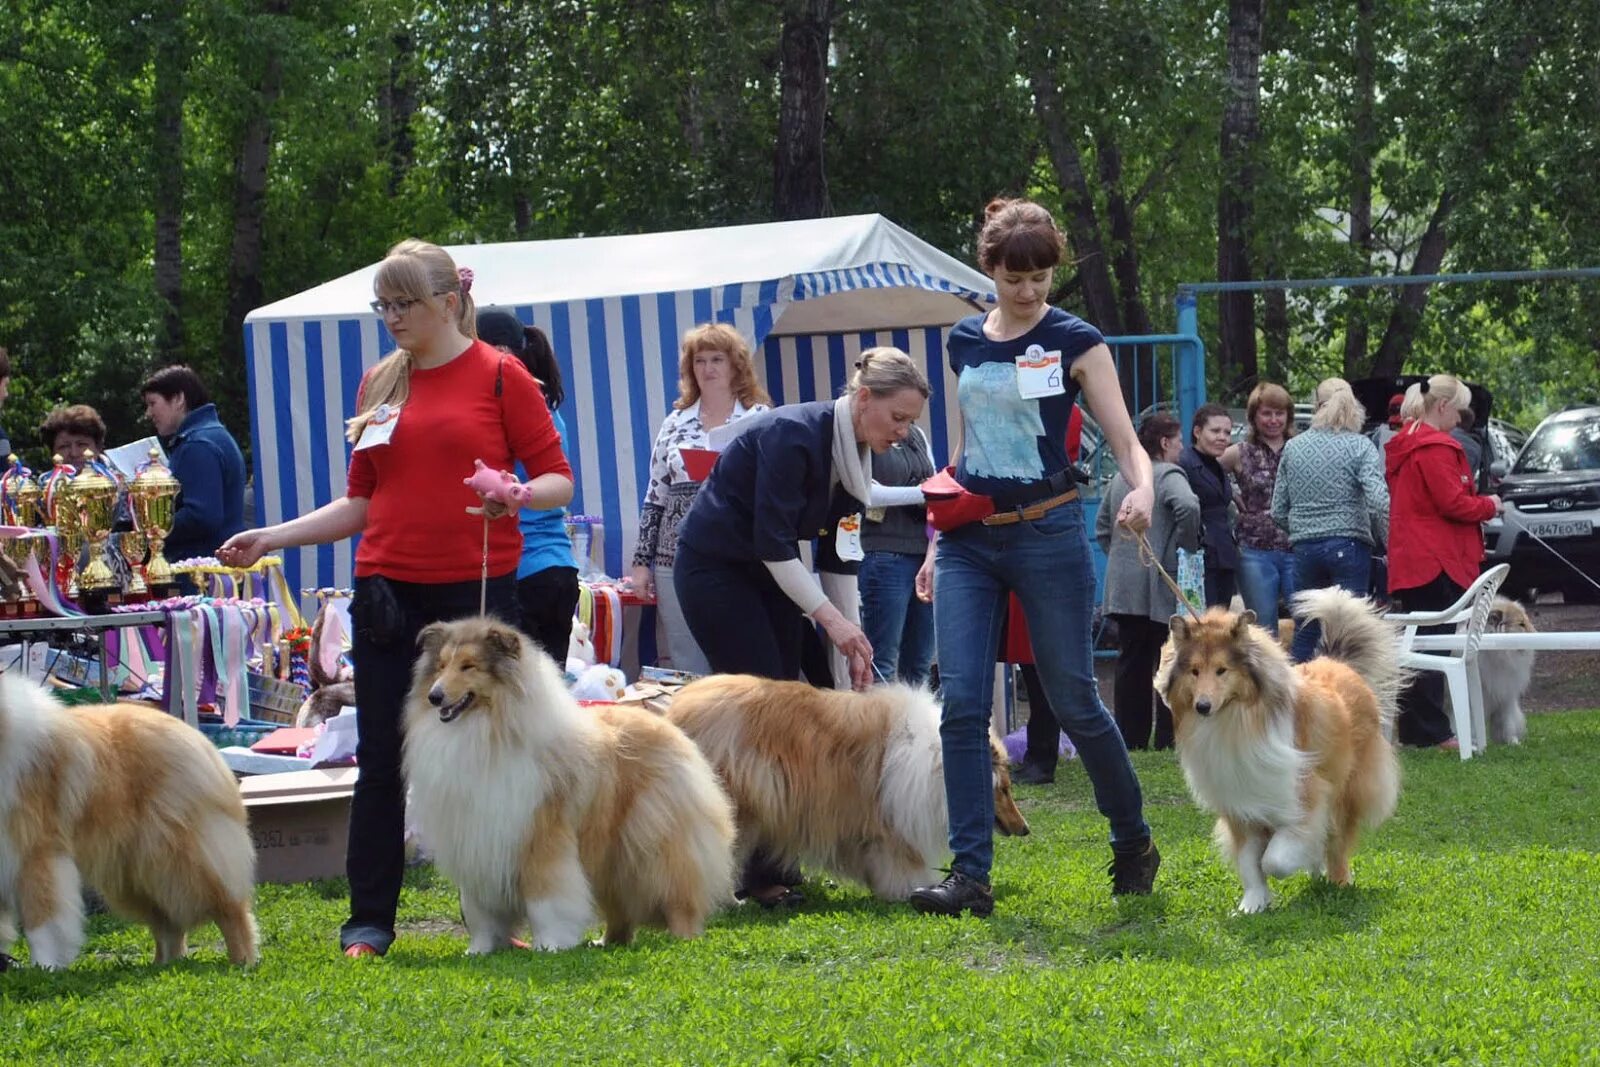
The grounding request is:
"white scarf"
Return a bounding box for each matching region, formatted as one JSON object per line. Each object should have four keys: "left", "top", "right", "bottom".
{"left": 832, "top": 395, "right": 872, "bottom": 505}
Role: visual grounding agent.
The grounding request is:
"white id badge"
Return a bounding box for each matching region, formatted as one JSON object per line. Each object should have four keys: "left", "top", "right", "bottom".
{"left": 354, "top": 403, "right": 402, "bottom": 451}
{"left": 1016, "top": 344, "right": 1066, "bottom": 399}
{"left": 836, "top": 512, "right": 865, "bottom": 562}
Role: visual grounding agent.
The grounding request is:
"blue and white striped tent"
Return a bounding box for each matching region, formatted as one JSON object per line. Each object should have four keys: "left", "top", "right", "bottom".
{"left": 243, "top": 214, "right": 996, "bottom": 596}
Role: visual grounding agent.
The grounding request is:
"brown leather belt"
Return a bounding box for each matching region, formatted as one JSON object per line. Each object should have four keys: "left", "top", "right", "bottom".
{"left": 982, "top": 488, "right": 1079, "bottom": 525}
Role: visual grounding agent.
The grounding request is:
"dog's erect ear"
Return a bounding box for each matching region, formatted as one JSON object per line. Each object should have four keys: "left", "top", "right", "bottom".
{"left": 485, "top": 624, "right": 523, "bottom": 662}
{"left": 1169, "top": 614, "right": 1191, "bottom": 641}
{"left": 416, "top": 622, "right": 447, "bottom": 654}
{"left": 1232, "top": 609, "right": 1258, "bottom": 636}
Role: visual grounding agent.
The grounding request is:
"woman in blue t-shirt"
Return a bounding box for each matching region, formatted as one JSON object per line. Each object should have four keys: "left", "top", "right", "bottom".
{"left": 908, "top": 199, "right": 1160, "bottom": 919}
{"left": 477, "top": 309, "right": 581, "bottom": 661}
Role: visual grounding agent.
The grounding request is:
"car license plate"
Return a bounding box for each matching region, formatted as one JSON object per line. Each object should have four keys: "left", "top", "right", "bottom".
{"left": 1527, "top": 519, "right": 1593, "bottom": 539}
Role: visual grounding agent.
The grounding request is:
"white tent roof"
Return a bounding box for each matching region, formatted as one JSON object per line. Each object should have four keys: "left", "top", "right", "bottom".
{"left": 246, "top": 214, "right": 995, "bottom": 330}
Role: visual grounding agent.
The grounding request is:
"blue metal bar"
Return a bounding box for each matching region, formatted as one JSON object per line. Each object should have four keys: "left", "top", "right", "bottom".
{"left": 1177, "top": 266, "right": 1600, "bottom": 296}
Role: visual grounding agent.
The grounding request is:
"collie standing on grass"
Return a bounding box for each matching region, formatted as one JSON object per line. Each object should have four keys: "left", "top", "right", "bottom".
{"left": 910, "top": 198, "right": 1161, "bottom": 919}
{"left": 219, "top": 239, "right": 574, "bottom": 959}
{"left": 0, "top": 675, "right": 258, "bottom": 970}
{"left": 1156, "top": 588, "right": 1404, "bottom": 914}
{"left": 403, "top": 618, "right": 735, "bottom": 950}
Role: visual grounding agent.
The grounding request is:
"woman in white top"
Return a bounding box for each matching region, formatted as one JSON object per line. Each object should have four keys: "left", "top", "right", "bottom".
{"left": 631, "top": 323, "right": 770, "bottom": 673}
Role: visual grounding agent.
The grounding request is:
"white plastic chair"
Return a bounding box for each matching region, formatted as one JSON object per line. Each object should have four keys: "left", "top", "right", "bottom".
{"left": 1384, "top": 563, "right": 1510, "bottom": 761}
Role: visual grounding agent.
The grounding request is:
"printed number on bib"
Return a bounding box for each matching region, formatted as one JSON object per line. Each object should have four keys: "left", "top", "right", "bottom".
{"left": 1016, "top": 345, "right": 1065, "bottom": 399}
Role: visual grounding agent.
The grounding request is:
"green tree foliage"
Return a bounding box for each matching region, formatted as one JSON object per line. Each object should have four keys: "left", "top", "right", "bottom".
{"left": 1, "top": 0, "right": 1598, "bottom": 466}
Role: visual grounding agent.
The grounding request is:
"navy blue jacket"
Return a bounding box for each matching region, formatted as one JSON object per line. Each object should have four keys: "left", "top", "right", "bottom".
{"left": 1179, "top": 444, "right": 1237, "bottom": 571}
{"left": 164, "top": 403, "right": 246, "bottom": 562}
{"left": 677, "top": 400, "right": 856, "bottom": 568}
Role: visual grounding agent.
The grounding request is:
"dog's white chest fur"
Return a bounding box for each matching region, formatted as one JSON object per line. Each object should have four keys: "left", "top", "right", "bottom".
{"left": 1180, "top": 712, "right": 1306, "bottom": 828}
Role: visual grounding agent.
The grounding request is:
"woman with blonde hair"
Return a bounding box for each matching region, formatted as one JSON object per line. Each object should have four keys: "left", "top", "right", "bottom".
{"left": 1222, "top": 381, "right": 1297, "bottom": 632}
{"left": 1385, "top": 373, "right": 1502, "bottom": 748}
{"left": 220, "top": 238, "right": 574, "bottom": 957}
{"left": 632, "top": 322, "right": 771, "bottom": 674}
{"left": 1271, "top": 377, "right": 1389, "bottom": 662}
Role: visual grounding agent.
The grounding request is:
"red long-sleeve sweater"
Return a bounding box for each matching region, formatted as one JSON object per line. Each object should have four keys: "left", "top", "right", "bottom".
{"left": 1384, "top": 422, "right": 1496, "bottom": 592}
{"left": 346, "top": 341, "right": 572, "bottom": 582}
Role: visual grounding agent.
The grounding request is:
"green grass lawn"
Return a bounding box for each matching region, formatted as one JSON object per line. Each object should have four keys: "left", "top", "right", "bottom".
{"left": 5, "top": 712, "right": 1599, "bottom": 1065}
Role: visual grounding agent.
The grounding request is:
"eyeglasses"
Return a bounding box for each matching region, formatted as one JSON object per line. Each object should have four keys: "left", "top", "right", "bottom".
{"left": 370, "top": 291, "right": 455, "bottom": 317}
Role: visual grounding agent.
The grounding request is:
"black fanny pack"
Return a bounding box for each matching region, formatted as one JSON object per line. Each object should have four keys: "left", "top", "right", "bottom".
{"left": 988, "top": 467, "right": 1087, "bottom": 511}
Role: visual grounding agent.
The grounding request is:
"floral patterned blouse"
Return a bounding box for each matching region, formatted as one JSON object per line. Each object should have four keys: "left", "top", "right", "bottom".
{"left": 632, "top": 398, "right": 768, "bottom": 569}
{"left": 1236, "top": 439, "right": 1292, "bottom": 552}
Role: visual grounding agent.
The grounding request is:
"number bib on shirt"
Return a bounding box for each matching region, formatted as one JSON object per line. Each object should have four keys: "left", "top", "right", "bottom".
{"left": 836, "top": 512, "right": 865, "bottom": 562}
{"left": 1016, "top": 345, "right": 1065, "bottom": 399}
{"left": 354, "top": 403, "right": 402, "bottom": 451}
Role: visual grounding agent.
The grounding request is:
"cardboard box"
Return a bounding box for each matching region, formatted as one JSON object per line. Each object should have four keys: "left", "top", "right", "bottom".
{"left": 239, "top": 767, "right": 358, "bottom": 884}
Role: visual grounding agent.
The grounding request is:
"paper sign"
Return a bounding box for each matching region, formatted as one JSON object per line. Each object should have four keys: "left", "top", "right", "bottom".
{"left": 1016, "top": 345, "right": 1065, "bottom": 399}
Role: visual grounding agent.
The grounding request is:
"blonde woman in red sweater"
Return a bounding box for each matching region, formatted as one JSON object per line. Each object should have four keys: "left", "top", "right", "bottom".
{"left": 220, "top": 239, "right": 573, "bottom": 957}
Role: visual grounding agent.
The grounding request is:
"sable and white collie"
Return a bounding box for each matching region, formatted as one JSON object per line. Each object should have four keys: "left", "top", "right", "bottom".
{"left": 402, "top": 618, "right": 736, "bottom": 951}
{"left": 0, "top": 674, "right": 258, "bottom": 969}
{"left": 665, "top": 675, "right": 1030, "bottom": 902}
{"left": 1155, "top": 588, "right": 1405, "bottom": 914}
{"left": 1481, "top": 597, "right": 1537, "bottom": 745}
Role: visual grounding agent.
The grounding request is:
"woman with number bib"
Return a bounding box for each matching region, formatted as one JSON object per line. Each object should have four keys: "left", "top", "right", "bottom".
{"left": 909, "top": 199, "right": 1160, "bottom": 919}
{"left": 219, "top": 240, "right": 573, "bottom": 958}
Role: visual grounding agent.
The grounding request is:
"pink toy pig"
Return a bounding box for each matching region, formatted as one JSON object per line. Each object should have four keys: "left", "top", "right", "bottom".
{"left": 464, "top": 459, "right": 533, "bottom": 505}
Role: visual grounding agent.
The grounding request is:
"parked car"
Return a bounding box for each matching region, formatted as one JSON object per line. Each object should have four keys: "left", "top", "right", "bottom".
{"left": 1484, "top": 405, "right": 1600, "bottom": 602}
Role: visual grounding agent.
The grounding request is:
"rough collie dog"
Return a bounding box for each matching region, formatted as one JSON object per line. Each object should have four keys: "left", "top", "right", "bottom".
{"left": 1481, "top": 597, "right": 1536, "bottom": 745}
{"left": 1155, "top": 588, "right": 1405, "bottom": 913}
{"left": 0, "top": 674, "right": 258, "bottom": 969}
{"left": 664, "top": 675, "right": 1030, "bottom": 902}
{"left": 402, "top": 618, "right": 735, "bottom": 951}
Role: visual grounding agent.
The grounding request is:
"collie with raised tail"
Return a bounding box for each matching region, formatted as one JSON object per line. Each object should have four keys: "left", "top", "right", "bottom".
{"left": 665, "top": 675, "right": 1030, "bottom": 902}
{"left": 403, "top": 618, "right": 735, "bottom": 951}
{"left": 1155, "top": 588, "right": 1405, "bottom": 913}
{"left": 0, "top": 674, "right": 258, "bottom": 969}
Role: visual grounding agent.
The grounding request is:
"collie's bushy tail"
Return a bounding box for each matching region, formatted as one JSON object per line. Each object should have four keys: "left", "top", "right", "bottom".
{"left": 1291, "top": 587, "right": 1410, "bottom": 727}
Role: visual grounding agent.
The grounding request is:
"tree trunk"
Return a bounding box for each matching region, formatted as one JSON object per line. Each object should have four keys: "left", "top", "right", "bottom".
{"left": 1368, "top": 189, "right": 1455, "bottom": 379}
{"left": 1262, "top": 285, "right": 1289, "bottom": 385}
{"left": 1095, "top": 127, "right": 1156, "bottom": 412}
{"left": 1027, "top": 56, "right": 1122, "bottom": 334}
{"left": 220, "top": 0, "right": 289, "bottom": 377}
{"left": 772, "top": 0, "right": 833, "bottom": 220}
{"left": 380, "top": 30, "right": 416, "bottom": 195}
{"left": 1343, "top": 0, "right": 1377, "bottom": 378}
{"left": 1216, "top": 0, "right": 1264, "bottom": 395}
{"left": 152, "top": 0, "right": 186, "bottom": 364}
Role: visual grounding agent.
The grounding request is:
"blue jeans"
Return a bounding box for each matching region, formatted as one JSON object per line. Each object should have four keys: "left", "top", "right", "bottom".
{"left": 934, "top": 503, "right": 1149, "bottom": 882}
{"left": 1237, "top": 545, "right": 1297, "bottom": 633}
{"left": 1290, "top": 537, "right": 1373, "bottom": 663}
{"left": 860, "top": 550, "right": 934, "bottom": 686}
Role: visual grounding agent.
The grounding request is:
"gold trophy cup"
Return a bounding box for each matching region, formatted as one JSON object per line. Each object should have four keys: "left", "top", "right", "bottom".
{"left": 63, "top": 452, "right": 120, "bottom": 595}
{"left": 130, "top": 448, "right": 180, "bottom": 589}
{"left": 42, "top": 455, "right": 85, "bottom": 599}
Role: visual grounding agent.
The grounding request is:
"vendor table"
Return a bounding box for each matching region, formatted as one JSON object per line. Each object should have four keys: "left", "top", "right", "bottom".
{"left": 0, "top": 610, "right": 169, "bottom": 702}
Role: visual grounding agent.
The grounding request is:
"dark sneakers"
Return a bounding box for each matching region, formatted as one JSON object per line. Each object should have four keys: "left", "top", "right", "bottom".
{"left": 909, "top": 870, "right": 995, "bottom": 918}
{"left": 1011, "top": 761, "right": 1056, "bottom": 786}
{"left": 1109, "top": 839, "right": 1161, "bottom": 895}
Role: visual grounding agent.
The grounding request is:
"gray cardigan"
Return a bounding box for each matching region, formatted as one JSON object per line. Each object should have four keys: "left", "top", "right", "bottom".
{"left": 1096, "top": 462, "right": 1202, "bottom": 623}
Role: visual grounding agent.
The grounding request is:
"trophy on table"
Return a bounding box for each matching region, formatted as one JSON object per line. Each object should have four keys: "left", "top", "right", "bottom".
{"left": 129, "top": 448, "right": 180, "bottom": 592}
{"left": 66, "top": 452, "right": 122, "bottom": 605}
{"left": 41, "top": 454, "right": 82, "bottom": 599}
{"left": 0, "top": 455, "right": 41, "bottom": 615}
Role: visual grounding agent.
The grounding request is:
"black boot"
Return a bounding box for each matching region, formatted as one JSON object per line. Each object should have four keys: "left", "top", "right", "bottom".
{"left": 909, "top": 870, "right": 995, "bottom": 917}
{"left": 1109, "top": 839, "right": 1161, "bottom": 895}
{"left": 1011, "top": 761, "right": 1055, "bottom": 786}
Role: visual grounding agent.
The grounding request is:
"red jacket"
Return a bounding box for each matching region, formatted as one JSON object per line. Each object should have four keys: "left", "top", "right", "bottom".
{"left": 1384, "top": 422, "right": 1496, "bottom": 592}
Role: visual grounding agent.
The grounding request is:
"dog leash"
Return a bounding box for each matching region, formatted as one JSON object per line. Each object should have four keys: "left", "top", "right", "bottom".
{"left": 479, "top": 513, "right": 489, "bottom": 616}
{"left": 1522, "top": 527, "right": 1600, "bottom": 597}
{"left": 1131, "top": 528, "right": 1204, "bottom": 622}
